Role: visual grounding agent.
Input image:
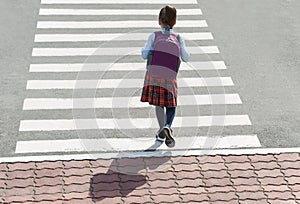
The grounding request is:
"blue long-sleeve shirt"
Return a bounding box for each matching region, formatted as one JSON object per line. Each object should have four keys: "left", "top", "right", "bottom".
{"left": 141, "top": 28, "right": 190, "bottom": 62}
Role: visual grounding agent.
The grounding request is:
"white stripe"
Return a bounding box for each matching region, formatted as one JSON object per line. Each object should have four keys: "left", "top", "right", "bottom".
{"left": 23, "top": 94, "right": 242, "bottom": 110}
{"left": 4, "top": 146, "right": 300, "bottom": 163}
{"left": 19, "top": 115, "right": 251, "bottom": 131}
{"left": 37, "top": 20, "right": 208, "bottom": 28}
{"left": 41, "top": 0, "right": 198, "bottom": 4}
{"left": 34, "top": 32, "right": 213, "bottom": 42}
{"left": 26, "top": 77, "right": 234, "bottom": 89}
{"left": 15, "top": 135, "right": 261, "bottom": 153}
{"left": 29, "top": 61, "right": 226, "bottom": 72}
{"left": 39, "top": 9, "right": 202, "bottom": 16}
{"left": 32, "top": 46, "right": 219, "bottom": 56}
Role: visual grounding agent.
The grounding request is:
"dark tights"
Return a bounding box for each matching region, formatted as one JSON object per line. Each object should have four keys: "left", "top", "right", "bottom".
{"left": 155, "top": 106, "right": 176, "bottom": 130}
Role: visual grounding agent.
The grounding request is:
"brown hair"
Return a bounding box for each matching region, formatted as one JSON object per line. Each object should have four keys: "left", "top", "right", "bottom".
{"left": 159, "top": 5, "right": 177, "bottom": 29}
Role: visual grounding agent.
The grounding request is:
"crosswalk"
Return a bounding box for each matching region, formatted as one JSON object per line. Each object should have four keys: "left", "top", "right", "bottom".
{"left": 17, "top": 0, "right": 261, "bottom": 156}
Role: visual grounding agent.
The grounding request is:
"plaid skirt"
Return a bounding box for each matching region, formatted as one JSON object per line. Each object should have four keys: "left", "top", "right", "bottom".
{"left": 140, "top": 70, "right": 178, "bottom": 107}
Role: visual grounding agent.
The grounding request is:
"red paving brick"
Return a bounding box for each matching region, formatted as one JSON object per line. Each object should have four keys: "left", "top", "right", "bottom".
{"left": 35, "top": 168, "right": 63, "bottom": 178}
{"left": 274, "top": 153, "right": 300, "bottom": 162}
{"left": 34, "top": 185, "right": 62, "bottom": 195}
{"left": 151, "top": 193, "right": 181, "bottom": 203}
{"left": 172, "top": 162, "right": 199, "bottom": 172}
{"left": 198, "top": 155, "right": 224, "bottom": 164}
{"left": 278, "top": 160, "right": 300, "bottom": 169}
{"left": 231, "top": 177, "right": 258, "bottom": 186}
{"left": 226, "top": 161, "right": 254, "bottom": 170}
{"left": 174, "top": 170, "right": 201, "bottom": 180}
{"left": 36, "top": 161, "right": 63, "bottom": 170}
{"left": 6, "top": 169, "right": 35, "bottom": 179}
{"left": 5, "top": 177, "right": 34, "bottom": 188}
{"left": 0, "top": 163, "right": 7, "bottom": 171}
{"left": 0, "top": 171, "right": 6, "bottom": 179}
{"left": 123, "top": 195, "right": 152, "bottom": 204}
{"left": 223, "top": 155, "right": 250, "bottom": 163}
{"left": 35, "top": 175, "right": 63, "bottom": 187}
{"left": 5, "top": 186, "right": 33, "bottom": 196}
{"left": 203, "top": 176, "right": 232, "bottom": 187}
{"left": 255, "top": 168, "right": 283, "bottom": 178}
{"left": 90, "top": 159, "right": 115, "bottom": 168}
{"left": 237, "top": 190, "right": 266, "bottom": 200}
{"left": 180, "top": 193, "right": 209, "bottom": 203}
{"left": 251, "top": 161, "right": 280, "bottom": 170}
{"left": 248, "top": 154, "right": 277, "bottom": 162}
{"left": 33, "top": 193, "right": 63, "bottom": 202}
{"left": 1, "top": 152, "right": 300, "bottom": 203}
{"left": 92, "top": 172, "right": 119, "bottom": 183}
{"left": 171, "top": 155, "right": 198, "bottom": 164}
{"left": 202, "top": 169, "right": 229, "bottom": 178}
{"left": 147, "top": 171, "right": 174, "bottom": 181}
{"left": 228, "top": 169, "right": 257, "bottom": 178}
{"left": 205, "top": 185, "right": 235, "bottom": 193}
{"left": 235, "top": 184, "right": 263, "bottom": 192}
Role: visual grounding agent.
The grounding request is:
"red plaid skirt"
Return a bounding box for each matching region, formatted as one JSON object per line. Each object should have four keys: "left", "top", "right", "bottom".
{"left": 140, "top": 70, "right": 178, "bottom": 107}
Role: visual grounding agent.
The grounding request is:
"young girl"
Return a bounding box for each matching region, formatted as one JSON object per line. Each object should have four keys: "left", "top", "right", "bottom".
{"left": 140, "top": 5, "right": 190, "bottom": 148}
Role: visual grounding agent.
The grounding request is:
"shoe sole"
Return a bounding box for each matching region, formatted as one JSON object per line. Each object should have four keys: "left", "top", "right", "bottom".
{"left": 163, "top": 127, "right": 175, "bottom": 148}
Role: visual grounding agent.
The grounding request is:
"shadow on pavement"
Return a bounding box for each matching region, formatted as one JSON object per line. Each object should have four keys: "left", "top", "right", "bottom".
{"left": 89, "top": 140, "right": 172, "bottom": 202}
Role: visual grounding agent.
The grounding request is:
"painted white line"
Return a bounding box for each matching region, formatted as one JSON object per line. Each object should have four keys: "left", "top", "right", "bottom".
{"left": 19, "top": 115, "right": 251, "bottom": 131}
{"left": 37, "top": 20, "right": 208, "bottom": 29}
{"left": 41, "top": 0, "right": 198, "bottom": 4}
{"left": 32, "top": 46, "right": 219, "bottom": 56}
{"left": 26, "top": 77, "right": 234, "bottom": 89}
{"left": 29, "top": 61, "right": 226, "bottom": 72}
{"left": 23, "top": 94, "right": 242, "bottom": 110}
{"left": 15, "top": 135, "right": 261, "bottom": 153}
{"left": 34, "top": 32, "right": 213, "bottom": 42}
{"left": 3, "top": 147, "right": 300, "bottom": 163}
{"left": 39, "top": 9, "right": 202, "bottom": 16}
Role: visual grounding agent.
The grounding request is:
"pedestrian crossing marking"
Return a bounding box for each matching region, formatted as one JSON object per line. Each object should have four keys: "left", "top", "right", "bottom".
{"left": 26, "top": 77, "right": 234, "bottom": 89}
{"left": 15, "top": 135, "right": 261, "bottom": 153}
{"left": 23, "top": 94, "right": 242, "bottom": 110}
{"left": 34, "top": 32, "right": 213, "bottom": 42}
{"left": 41, "top": 0, "right": 198, "bottom": 5}
{"left": 36, "top": 20, "right": 208, "bottom": 29}
{"left": 19, "top": 115, "right": 252, "bottom": 131}
{"left": 39, "top": 9, "right": 202, "bottom": 16}
{"left": 15, "top": 0, "right": 260, "bottom": 157}
{"left": 32, "top": 46, "right": 219, "bottom": 56}
{"left": 29, "top": 61, "right": 226, "bottom": 72}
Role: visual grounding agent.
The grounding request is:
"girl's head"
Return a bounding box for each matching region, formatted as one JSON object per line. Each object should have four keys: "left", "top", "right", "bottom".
{"left": 159, "top": 5, "right": 177, "bottom": 29}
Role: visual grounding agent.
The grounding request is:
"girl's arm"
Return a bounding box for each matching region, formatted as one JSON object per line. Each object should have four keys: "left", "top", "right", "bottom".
{"left": 178, "top": 35, "right": 190, "bottom": 62}
{"left": 141, "top": 32, "right": 155, "bottom": 60}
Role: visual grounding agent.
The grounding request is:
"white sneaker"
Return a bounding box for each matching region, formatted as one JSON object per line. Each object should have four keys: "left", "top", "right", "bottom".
{"left": 155, "top": 129, "right": 165, "bottom": 142}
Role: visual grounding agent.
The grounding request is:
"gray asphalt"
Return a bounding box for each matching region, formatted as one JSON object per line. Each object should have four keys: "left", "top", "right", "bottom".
{"left": 0, "top": 0, "right": 299, "bottom": 157}
{"left": 198, "top": 0, "right": 300, "bottom": 147}
{"left": 0, "top": 0, "right": 40, "bottom": 157}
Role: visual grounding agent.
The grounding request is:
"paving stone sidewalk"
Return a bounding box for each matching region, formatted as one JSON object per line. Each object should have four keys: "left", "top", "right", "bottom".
{"left": 0, "top": 152, "right": 300, "bottom": 203}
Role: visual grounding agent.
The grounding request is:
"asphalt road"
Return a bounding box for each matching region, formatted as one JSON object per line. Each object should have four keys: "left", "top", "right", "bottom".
{"left": 0, "top": 0, "right": 299, "bottom": 158}
{"left": 198, "top": 0, "right": 300, "bottom": 147}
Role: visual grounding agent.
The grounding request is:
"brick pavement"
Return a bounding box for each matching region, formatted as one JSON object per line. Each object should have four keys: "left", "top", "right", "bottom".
{"left": 0, "top": 152, "right": 300, "bottom": 203}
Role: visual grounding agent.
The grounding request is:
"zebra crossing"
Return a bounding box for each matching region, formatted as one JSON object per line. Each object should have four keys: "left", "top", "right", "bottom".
{"left": 16, "top": 0, "right": 261, "bottom": 156}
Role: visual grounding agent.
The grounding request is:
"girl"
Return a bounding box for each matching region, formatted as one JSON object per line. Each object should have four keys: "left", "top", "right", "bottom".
{"left": 140, "top": 5, "right": 190, "bottom": 148}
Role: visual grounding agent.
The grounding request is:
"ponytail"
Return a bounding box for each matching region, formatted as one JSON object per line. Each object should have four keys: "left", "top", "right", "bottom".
{"left": 159, "top": 5, "right": 177, "bottom": 29}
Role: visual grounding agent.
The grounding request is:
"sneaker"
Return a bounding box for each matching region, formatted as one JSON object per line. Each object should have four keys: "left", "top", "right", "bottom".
{"left": 155, "top": 129, "right": 165, "bottom": 142}
{"left": 162, "top": 125, "right": 175, "bottom": 148}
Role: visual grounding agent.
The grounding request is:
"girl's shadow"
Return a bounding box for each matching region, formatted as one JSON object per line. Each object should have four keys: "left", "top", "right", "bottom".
{"left": 89, "top": 141, "right": 172, "bottom": 202}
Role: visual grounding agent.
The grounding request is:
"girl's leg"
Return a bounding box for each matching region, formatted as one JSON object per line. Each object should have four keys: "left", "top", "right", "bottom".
{"left": 165, "top": 107, "right": 176, "bottom": 128}
{"left": 155, "top": 105, "right": 165, "bottom": 130}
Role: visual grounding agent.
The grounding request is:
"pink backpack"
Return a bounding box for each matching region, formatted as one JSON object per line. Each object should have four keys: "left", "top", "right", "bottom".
{"left": 147, "top": 31, "right": 181, "bottom": 80}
